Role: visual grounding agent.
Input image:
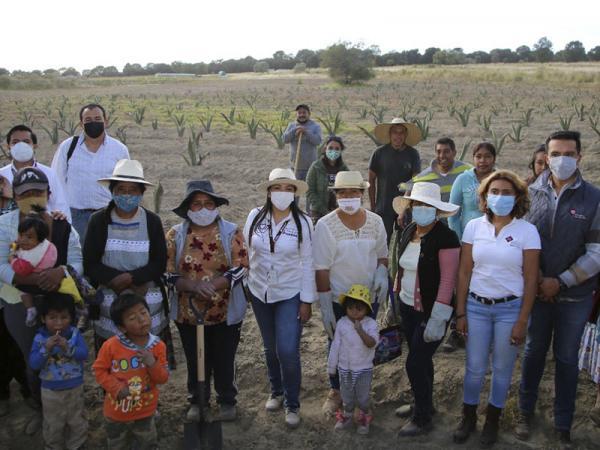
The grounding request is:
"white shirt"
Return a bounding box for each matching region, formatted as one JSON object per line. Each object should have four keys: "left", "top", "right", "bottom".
{"left": 51, "top": 133, "right": 130, "bottom": 210}
{"left": 0, "top": 162, "right": 71, "bottom": 222}
{"left": 314, "top": 210, "right": 388, "bottom": 301}
{"left": 399, "top": 241, "right": 420, "bottom": 306}
{"left": 462, "top": 215, "right": 541, "bottom": 298}
{"left": 327, "top": 316, "right": 378, "bottom": 372}
{"left": 243, "top": 207, "right": 316, "bottom": 303}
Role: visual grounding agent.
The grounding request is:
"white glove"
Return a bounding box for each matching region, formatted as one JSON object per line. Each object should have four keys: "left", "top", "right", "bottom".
{"left": 371, "top": 264, "right": 389, "bottom": 306}
{"left": 319, "top": 291, "right": 336, "bottom": 340}
{"left": 423, "top": 302, "right": 453, "bottom": 343}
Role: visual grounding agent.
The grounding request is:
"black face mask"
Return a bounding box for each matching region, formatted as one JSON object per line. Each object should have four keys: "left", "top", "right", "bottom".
{"left": 84, "top": 121, "right": 105, "bottom": 139}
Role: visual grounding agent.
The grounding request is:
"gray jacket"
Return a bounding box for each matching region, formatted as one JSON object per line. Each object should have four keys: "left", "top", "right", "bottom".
{"left": 526, "top": 170, "right": 600, "bottom": 300}
{"left": 283, "top": 119, "right": 322, "bottom": 173}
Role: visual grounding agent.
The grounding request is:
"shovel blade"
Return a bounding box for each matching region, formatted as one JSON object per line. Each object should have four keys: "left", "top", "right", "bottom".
{"left": 183, "top": 420, "right": 223, "bottom": 450}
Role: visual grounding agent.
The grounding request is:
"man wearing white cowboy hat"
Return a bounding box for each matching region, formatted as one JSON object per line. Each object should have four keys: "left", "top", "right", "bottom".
{"left": 313, "top": 171, "right": 388, "bottom": 415}
{"left": 368, "top": 118, "right": 422, "bottom": 243}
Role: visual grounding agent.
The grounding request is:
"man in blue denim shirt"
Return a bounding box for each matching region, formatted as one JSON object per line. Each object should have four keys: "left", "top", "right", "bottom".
{"left": 517, "top": 131, "right": 600, "bottom": 447}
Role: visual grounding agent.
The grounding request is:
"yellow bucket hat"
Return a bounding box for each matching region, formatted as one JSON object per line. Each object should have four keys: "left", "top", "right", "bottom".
{"left": 339, "top": 284, "right": 373, "bottom": 313}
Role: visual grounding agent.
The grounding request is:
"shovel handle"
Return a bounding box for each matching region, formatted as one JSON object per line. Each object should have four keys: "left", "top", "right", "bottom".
{"left": 197, "top": 324, "right": 205, "bottom": 382}
{"left": 293, "top": 131, "right": 303, "bottom": 175}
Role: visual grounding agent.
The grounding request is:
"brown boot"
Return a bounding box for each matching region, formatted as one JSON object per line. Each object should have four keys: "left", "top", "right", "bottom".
{"left": 322, "top": 389, "right": 342, "bottom": 416}
{"left": 453, "top": 403, "right": 478, "bottom": 444}
{"left": 480, "top": 404, "right": 502, "bottom": 448}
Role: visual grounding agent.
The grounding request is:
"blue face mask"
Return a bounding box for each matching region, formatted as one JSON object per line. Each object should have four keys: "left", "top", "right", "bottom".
{"left": 412, "top": 206, "right": 437, "bottom": 226}
{"left": 487, "top": 194, "right": 515, "bottom": 217}
{"left": 326, "top": 149, "right": 341, "bottom": 161}
{"left": 113, "top": 194, "right": 142, "bottom": 213}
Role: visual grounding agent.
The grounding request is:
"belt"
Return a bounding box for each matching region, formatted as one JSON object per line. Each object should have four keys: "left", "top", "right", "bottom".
{"left": 469, "top": 292, "right": 518, "bottom": 305}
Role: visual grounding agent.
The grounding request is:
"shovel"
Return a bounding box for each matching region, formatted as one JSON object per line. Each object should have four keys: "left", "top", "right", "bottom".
{"left": 183, "top": 302, "right": 223, "bottom": 449}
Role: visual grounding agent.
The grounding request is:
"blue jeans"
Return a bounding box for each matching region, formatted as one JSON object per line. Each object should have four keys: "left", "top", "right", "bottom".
{"left": 70, "top": 208, "right": 95, "bottom": 246}
{"left": 464, "top": 295, "right": 522, "bottom": 408}
{"left": 250, "top": 293, "right": 302, "bottom": 411}
{"left": 518, "top": 295, "right": 594, "bottom": 431}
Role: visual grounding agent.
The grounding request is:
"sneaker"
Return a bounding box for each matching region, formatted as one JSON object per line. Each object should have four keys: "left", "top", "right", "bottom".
{"left": 398, "top": 419, "right": 433, "bottom": 437}
{"left": 285, "top": 408, "right": 301, "bottom": 429}
{"left": 514, "top": 412, "right": 532, "bottom": 441}
{"left": 334, "top": 410, "right": 352, "bottom": 431}
{"left": 356, "top": 410, "right": 372, "bottom": 435}
{"left": 322, "top": 389, "right": 342, "bottom": 416}
{"left": 186, "top": 404, "right": 200, "bottom": 422}
{"left": 218, "top": 403, "right": 237, "bottom": 422}
{"left": 395, "top": 404, "right": 413, "bottom": 418}
{"left": 265, "top": 394, "right": 283, "bottom": 412}
{"left": 24, "top": 413, "right": 42, "bottom": 435}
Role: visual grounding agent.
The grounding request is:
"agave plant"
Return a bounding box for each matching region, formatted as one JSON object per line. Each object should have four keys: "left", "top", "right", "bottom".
{"left": 219, "top": 107, "right": 236, "bottom": 125}
{"left": 414, "top": 117, "right": 430, "bottom": 141}
{"left": 133, "top": 105, "right": 146, "bottom": 125}
{"left": 199, "top": 111, "right": 214, "bottom": 132}
{"left": 317, "top": 109, "right": 343, "bottom": 136}
{"left": 246, "top": 116, "right": 260, "bottom": 139}
{"left": 172, "top": 114, "right": 186, "bottom": 137}
{"left": 260, "top": 121, "right": 285, "bottom": 149}
{"left": 357, "top": 126, "right": 382, "bottom": 146}
{"left": 477, "top": 114, "right": 493, "bottom": 133}
{"left": 182, "top": 136, "right": 209, "bottom": 166}
{"left": 490, "top": 129, "right": 508, "bottom": 155}
{"left": 559, "top": 113, "right": 575, "bottom": 131}
{"left": 40, "top": 121, "right": 60, "bottom": 145}
{"left": 520, "top": 108, "right": 534, "bottom": 127}
{"left": 508, "top": 123, "right": 525, "bottom": 143}
{"left": 589, "top": 115, "right": 600, "bottom": 139}
{"left": 153, "top": 180, "right": 164, "bottom": 214}
{"left": 458, "top": 139, "right": 473, "bottom": 161}
{"left": 454, "top": 105, "right": 472, "bottom": 128}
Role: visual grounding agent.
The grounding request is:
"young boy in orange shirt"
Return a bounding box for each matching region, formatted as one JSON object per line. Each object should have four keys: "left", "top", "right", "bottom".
{"left": 92, "top": 292, "right": 169, "bottom": 449}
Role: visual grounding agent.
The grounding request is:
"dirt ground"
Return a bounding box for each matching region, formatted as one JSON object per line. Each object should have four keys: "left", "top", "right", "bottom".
{"left": 0, "top": 66, "right": 599, "bottom": 448}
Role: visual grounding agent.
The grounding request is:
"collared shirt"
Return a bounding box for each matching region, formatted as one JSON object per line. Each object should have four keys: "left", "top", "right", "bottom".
{"left": 402, "top": 159, "right": 471, "bottom": 202}
{"left": 51, "top": 133, "right": 130, "bottom": 210}
{"left": 0, "top": 161, "right": 71, "bottom": 222}
{"left": 243, "top": 208, "right": 316, "bottom": 304}
{"left": 462, "top": 215, "right": 541, "bottom": 298}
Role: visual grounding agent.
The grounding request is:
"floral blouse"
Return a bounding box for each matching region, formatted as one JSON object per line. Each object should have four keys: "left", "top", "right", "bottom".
{"left": 166, "top": 223, "right": 248, "bottom": 325}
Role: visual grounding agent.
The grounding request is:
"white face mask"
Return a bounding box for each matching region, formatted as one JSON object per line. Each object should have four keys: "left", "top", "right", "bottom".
{"left": 10, "top": 142, "right": 34, "bottom": 163}
{"left": 270, "top": 191, "right": 294, "bottom": 211}
{"left": 187, "top": 208, "right": 219, "bottom": 226}
{"left": 549, "top": 156, "right": 578, "bottom": 181}
{"left": 338, "top": 197, "right": 361, "bottom": 215}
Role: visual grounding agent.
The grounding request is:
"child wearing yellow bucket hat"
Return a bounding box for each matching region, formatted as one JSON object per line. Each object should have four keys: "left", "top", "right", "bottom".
{"left": 327, "top": 284, "right": 379, "bottom": 435}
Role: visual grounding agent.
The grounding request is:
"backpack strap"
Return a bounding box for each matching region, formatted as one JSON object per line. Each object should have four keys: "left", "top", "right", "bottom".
{"left": 66, "top": 136, "right": 79, "bottom": 168}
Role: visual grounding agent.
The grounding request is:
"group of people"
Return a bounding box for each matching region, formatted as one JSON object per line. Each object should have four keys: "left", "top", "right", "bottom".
{"left": 0, "top": 101, "right": 597, "bottom": 450}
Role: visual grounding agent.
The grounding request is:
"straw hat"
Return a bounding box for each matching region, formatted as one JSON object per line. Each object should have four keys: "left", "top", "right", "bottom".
{"left": 172, "top": 180, "right": 229, "bottom": 219}
{"left": 392, "top": 182, "right": 459, "bottom": 218}
{"left": 97, "top": 159, "right": 154, "bottom": 187}
{"left": 339, "top": 284, "right": 373, "bottom": 313}
{"left": 373, "top": 118, "right": 422, "bottom": 146}
{"left": 328, "top": 171, "right": 369, "bottom": 190}
{"left": 257, "top": 168, "right": 308, "bottom": 196}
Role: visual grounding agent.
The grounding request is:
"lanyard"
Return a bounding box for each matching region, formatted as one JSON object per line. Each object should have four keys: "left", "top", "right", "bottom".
{"left": 268, "top": 218, "right": 289, "bottom": 253}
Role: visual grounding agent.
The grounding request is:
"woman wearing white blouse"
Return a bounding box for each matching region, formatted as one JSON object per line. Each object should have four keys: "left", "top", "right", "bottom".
{"left": 453, "top": 170, "right": 540, "bottom": 448}
{"left": 243, "top": 168, "right": 316, "bottom": 429}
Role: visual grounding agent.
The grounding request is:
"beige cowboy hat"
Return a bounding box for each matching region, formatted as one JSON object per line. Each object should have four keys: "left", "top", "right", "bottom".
{"left": 393, "top": 182, "right": 459, "bottom": 218}
{"left": 97, "top": 159, "right": 154, "bottom": 187}
{"left": 373, "top": 118, "right": 422, "bottom": 146}
{"left": 328, "top": 171, "right": 370, "bottom": 190}
{"left": 257, "top": 168, "right": 308, "bottom": 196}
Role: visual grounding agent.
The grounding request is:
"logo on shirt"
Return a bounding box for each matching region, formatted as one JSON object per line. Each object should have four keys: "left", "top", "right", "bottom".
{"left": 570, "top": 209, "right": 586, "bottom": 220}
{"left": 505, "top": 236, "right": 513, "bottom": 243}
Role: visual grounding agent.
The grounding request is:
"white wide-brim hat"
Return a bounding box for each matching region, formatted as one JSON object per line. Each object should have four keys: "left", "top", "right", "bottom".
{"left": 374, "top": 118, "right": 422, "bottom": 146}
{"left": 98, "top": 159, "right": 154, "bottom": 187}
{"left": 393, "top": 182, "right": 459, "bottom": 218}
{"left": 257, "top": 168, "right": 308, "bottom": 196}
{"left": 328, "top": 171, "right": 370, "bottom": 190}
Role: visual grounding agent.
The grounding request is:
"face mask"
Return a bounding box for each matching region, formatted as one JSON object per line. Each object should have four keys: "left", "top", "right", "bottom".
{"left": 84, "top": 121, "right": 105, "bottom": 139}
{"left": 337, "top": 197, "right": 361, "bottom": 215}
{"left": 113, "top": 194, "right": 142, "bottom": 213}
{"left": 549, "top": 156, "right": 578, "bottom": 181}
{"left": 487, "top": 194, "right": 515, "bottom": 217}
{"left": 187, "top": 208, "right": 219, "bottom": 226}
{"left": 326, "top": 149, "right": 341, "bottom": 161}
{"left": 16, "top": 196, "right": 48, "bottom": 213}
{"left": 270, "top": 191, "right": 294, "bottom": 211}
{"left": 10, "top": 142, "right": 34, "bottom": 163}
{"left": 412, "top": 206, "right": 437, "bottom": 226}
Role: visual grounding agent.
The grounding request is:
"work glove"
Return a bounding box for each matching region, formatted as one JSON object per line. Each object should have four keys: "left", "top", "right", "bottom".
{"left": 423, "top": 302, "right": 453, "bottom": 343}
{"left": 319, "top": 291, "right": 336, "bottom": 340}
{"left": 371, "top": 264, "right": 389, "bottom": 306}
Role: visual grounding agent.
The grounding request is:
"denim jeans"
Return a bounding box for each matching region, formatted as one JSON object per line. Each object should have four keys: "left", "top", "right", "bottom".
{"left": 250, "top": 293, "right": 302, "bottom": 411}
{"left": 463, "top": 295, "right": 522, "bottom": 408}
{"left": 70, "top": 208, "right": 96, "bottom": 246}
{"left": 518, "top": 294, "right": 594, "bottom": 431}
{"left": 399, "top": 300, "right": 444, "bottom": 425}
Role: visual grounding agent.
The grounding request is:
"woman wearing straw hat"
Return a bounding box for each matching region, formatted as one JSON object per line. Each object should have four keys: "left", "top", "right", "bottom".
{"left": 83, "top": 160, "right": 174, "bottom": 366}
{"left": 243, "top": 168, "right": 316, "bottom": 428}
{"left": 306, "top": 136, "right": 350, "bottom": 223}
{"left": 313, "top": 171, "right": 388, "bottom": 415}
{"left": 368, "top": 118, "right": 422, "bottom": 243}
{"left": 165, "top": 180, "right": 248, "bottom": 422}
{"left": 389, "top": 182, "right": 461, "bottom": 437}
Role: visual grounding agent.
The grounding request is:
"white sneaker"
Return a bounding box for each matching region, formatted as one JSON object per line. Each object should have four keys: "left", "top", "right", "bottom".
{"left": 285, "top": 409, "right": 301, "bottom": 429}
{"left": 186, "top": 404, "right": 200, "bottom": 422}
{"left": 265, "top": 395, "right": 283, "bottom": 412}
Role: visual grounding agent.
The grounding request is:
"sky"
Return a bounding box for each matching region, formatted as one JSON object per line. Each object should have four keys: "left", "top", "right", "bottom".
{"left": 3, "top": 0, "right": 599, "bottom": 72}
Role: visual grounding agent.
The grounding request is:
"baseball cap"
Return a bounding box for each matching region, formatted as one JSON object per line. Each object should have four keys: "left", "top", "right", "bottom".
{"left": 13, "top": 167, "right": 49, "bottom": 196}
